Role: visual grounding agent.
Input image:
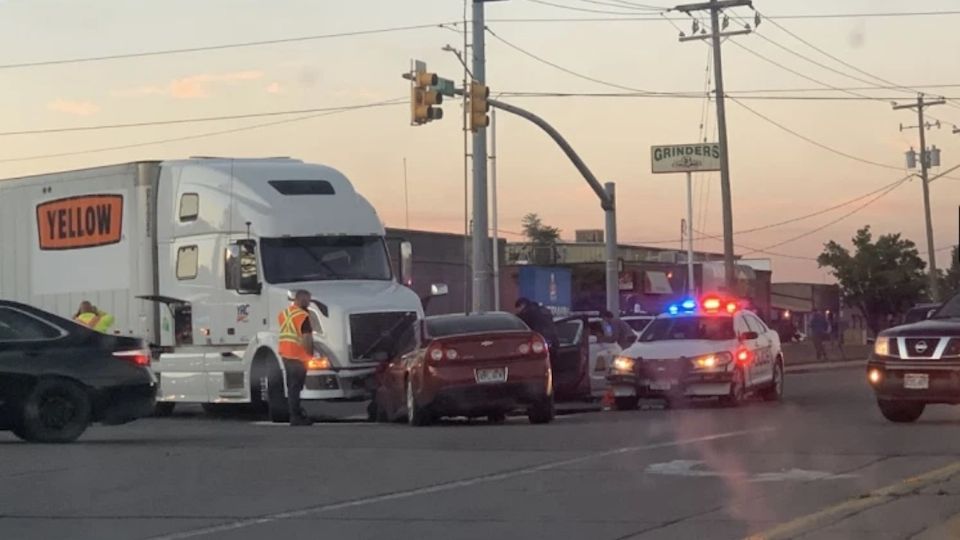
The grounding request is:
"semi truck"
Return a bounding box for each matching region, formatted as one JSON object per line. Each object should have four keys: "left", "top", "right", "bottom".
{"left": 0, "top": 157, "right": 436, "bottom": 421}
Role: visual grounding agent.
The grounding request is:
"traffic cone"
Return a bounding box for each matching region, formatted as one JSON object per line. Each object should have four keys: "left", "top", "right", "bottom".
{"left": 601, "top": 388, "right": 615, "bottom": 411}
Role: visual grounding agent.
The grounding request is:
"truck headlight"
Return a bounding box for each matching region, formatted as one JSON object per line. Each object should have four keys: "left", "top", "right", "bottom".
{"left": 613, "top": 356, "right": 635, "bottom": 373}
{"left": 692, "top": 352, "right": 733, "bottom": 370}
{"left": 307, "top": 357, "right": 331, "bottom": 370}
{"left": 874, "top": 337, "right": 891, "bottom": 357}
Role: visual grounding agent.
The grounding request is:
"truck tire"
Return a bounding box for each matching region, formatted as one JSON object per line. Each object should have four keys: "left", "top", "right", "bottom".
{"left": 761, "top": 360, "right": 784, "bottom": 402}
{"left": 153, "top": 402, "right": 176, "bottom": 417}
{"left": 406, "top": 378, "right": 431, "bottom": 427}
{"left": 878, "top": 400, "right": 925, "bottom": 423}
{"left": 267, "top": 361, "right": 290, "bottom": 424}
{"left": 614, "top": 396, "right": 639, "bottom": 411}
{"left": 528, "top": 395, "right": 555, "bottom": 424}
{"left": 18, "top": 379, "right": 92, "bottom": 443}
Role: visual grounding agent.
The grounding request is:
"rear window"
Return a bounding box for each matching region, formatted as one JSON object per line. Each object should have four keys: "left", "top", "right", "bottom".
{"left": 268, "top": 180, "right": 335, "bottom": 195}
{"left": 639, "top": 316, "right": 735, "bottom": 342}
{"left": 426, "top": 314, "right": 528, "bottom": 338}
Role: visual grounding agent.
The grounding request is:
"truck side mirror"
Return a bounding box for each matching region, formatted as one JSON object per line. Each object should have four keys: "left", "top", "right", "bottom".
{"left": 226, "top": 240, "right": 262, "bottom": 295}
{"left": 430, "top": 283, "right": 449, "bottom": 297}
{"left": 399, "top": 241, "right": 413, "bottom": 287}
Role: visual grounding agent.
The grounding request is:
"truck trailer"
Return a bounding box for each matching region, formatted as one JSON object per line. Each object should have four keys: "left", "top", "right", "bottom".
{"left": 0, "top": 157, "right": 430, "bottom": 421}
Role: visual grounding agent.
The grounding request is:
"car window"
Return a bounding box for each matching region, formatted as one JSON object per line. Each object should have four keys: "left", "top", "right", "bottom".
{"left": 0, "top": 308, "right": 63, "bottom": 341}
{"left": 556, "top": 320, "right": 583, "bottom": 346}
{"left": 426, "top": 314, "right": 528, "bottom": 337}
{"left": 733, "top": 315, "right": 751, "bottom": 336}
{"left": 639, "top": 316, "right": 736, "bottom": 342}
{"left": 744, "top": 314, "right": 768, "bottom": 334}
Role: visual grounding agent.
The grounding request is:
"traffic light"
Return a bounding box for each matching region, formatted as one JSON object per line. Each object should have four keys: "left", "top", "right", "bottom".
{"left": 469, "top": 81, "right": 490, "bottom": 131}
{"left": 411, "top": 71, "right": 443, "bottom": 125}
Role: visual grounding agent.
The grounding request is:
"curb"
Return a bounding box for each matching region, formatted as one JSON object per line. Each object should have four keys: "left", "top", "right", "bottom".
{"left": 786, "top": 359, "right": 866, "bottom": 374}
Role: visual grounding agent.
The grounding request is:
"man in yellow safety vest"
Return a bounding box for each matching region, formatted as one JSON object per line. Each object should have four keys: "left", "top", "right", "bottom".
{"left": 74, "top": 301, "right": 115, "bottom": 333}
{"left": 278, "top": 289, "right": 320, "bottom": 426}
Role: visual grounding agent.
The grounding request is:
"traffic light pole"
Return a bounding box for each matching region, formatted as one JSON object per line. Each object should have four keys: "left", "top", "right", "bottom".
{"left": 471, "top": 0, "right": 492, "bottom": 313}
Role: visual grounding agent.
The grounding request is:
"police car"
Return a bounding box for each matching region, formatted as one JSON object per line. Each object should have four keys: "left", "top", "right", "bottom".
{"left": 607, "top": 296, "right": 784, "bottom": 409}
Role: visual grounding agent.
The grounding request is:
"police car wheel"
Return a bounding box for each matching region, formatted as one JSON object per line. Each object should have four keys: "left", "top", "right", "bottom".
{"left": 878, "top": 399, "right": 925, "bottom": 423}
{"left": 721, "top": 368, "right": 746, "bottom": 407}
{"left": 761, "top": 361, "right": 784, "bottom": 402}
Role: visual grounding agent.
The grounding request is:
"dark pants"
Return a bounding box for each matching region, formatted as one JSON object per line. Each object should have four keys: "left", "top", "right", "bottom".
{"left": 282, "top": 359, "right": 307, "bottom": 420}
{"left": 812, "top": 335, "right": 828, "bottom": 361}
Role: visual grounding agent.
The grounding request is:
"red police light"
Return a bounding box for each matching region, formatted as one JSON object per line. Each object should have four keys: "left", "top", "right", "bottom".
{"left": 702, "top": 297, "right": 721, "bottom": 311}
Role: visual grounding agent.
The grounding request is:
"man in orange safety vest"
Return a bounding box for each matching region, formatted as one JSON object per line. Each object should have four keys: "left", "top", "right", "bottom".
{"left": 278, "top": 289, "right": 318, "bottom": 426}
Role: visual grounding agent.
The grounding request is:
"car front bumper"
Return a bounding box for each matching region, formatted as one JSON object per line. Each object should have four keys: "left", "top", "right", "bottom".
{"left": 608, "top": 370, "right": 735, "bottom": 398}
{"left": 868, "top": 359, "right": 960, "bottom": 404}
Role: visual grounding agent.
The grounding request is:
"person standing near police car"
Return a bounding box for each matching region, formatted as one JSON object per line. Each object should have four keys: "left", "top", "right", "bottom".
{"left": 277, "top": 289, "right": 316, "bottom": 426}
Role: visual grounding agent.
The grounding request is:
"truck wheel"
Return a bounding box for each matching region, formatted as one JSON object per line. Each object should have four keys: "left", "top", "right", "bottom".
{"left": 528, "top": 395, "right": 555, "bottom": 424}
{"left": 406, "top": 378, "right": 431, "bottom": 427}
{"left": 720, "top": 367, "right": 746, "bottom": 407}
{"left": 614, "top": 396, "right": 639, "bottom": 411}
{"left": 267, "top": 361, "right": 290, "bottom": 424}
{"left": 761, "top": 360, "right": 784, "bottom": 402}
{"left": 19, "top": 379, "right": 92, "bottom": 443}
{"left": 878, "top": 400, "right": 925, "bottom": 423}
{"left": 153, "top": 402, "right": 176, "bottom": 417}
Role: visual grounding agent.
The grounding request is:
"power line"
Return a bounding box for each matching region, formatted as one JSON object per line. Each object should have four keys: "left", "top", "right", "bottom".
{"left": 486, "top": 10, "right": 960, "bottom": 23}
{"left": 527, "top": 0, "right": 663, "bottom": 15}
{"left": 500, "top": 91, "right": 960, "bottom": 101}
{"left": 691, "top": 229, "right": 819, "bottom": 261}
{"left": 575, "top": 0, "right": 663, "bottom": 11}
{"left": 0, "top": 102, "right": 406, "bottom": 137}
{"left": 0, "top": 98, "right": 405, "bottom": 164}
{"left": 0, "top": 23, "right": 459, "bottom": 71}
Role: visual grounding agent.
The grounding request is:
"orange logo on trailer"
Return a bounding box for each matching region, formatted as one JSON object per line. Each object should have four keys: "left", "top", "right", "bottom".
{"left": 36, "top": 195, "right": 123, "bottom": 250}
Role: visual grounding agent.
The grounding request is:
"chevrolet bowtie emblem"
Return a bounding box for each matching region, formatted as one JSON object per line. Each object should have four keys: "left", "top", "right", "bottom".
{"left": 481, "top": 341, "right": 494, "bottom": 347}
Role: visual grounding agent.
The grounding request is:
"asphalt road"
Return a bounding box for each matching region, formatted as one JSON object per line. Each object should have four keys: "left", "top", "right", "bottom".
{"left": 4, "top": 366, "right": 960, "bottom": 540}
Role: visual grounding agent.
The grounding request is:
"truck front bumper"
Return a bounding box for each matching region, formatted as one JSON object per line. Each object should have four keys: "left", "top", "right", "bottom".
{"left": 301, "top": 367, "right": 377, "bottom": 400}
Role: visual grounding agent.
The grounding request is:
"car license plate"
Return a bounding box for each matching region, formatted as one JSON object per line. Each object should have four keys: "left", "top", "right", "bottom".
{"left": 476, "top": 367, "right": 508, "bottom": 384}
{"left": 650, "top": 380, "right": 674, "bottom": 391}
{"left": 904, "top": 373, "right": 929, "bottom": 390}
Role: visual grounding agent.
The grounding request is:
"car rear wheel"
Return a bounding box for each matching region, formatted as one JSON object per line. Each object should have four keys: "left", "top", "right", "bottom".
{"left": 153, "top": 402, "right": 176, "bottom": 417}
{"left": 267, "top": 361, "right": 290, "bottom": 424}
{"left": 614, "top": 396, "right": 639, "bottom": 411}
{"left": 878, "top": 400, "right": 925, "bottom": 423}
{"left": 528, "top": 395, "right": 555, "bottom": 424}
{"left": 18, "top": 379, "right": 92, "bottom": 443}
{"left": 406, "top": 378, "right": 431, "bottom": 427}
{"left": 761, "top": 360, "right": 784, "bottom": 402}
{"left": 720, "top": 367, "right": 746, "bottom": 407}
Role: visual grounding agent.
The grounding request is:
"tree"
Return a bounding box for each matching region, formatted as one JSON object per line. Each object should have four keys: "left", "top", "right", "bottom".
{"left": 939, "top": 246, "right": 960, "bottom": 300}
{"left": 817, "top": 226, "right": 927, "bottom": 335}
{"left": 521, "top": 213, "right": 561, "bottom": 245}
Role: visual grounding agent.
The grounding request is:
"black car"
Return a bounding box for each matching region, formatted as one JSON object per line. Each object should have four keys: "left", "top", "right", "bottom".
{"left": 0, "top": 300, "right": 156, "bottom": 442}
{"left": 868, "top": 295, "right": 960, "bottom": 423}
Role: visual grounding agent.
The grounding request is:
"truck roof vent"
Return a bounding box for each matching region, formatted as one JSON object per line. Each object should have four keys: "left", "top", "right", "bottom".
{"left": 268, "top": 180, "right": 335, "bottom": 195}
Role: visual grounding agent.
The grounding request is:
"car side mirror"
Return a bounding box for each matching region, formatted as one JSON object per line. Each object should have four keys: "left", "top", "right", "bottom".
{"left": 740, "top": 331, "right": 759, "bottom": 341}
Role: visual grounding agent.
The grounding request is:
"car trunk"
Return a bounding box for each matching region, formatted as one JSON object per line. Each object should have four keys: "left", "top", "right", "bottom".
{"left": 435, "top": 331, "right": 536, "bottom": 363}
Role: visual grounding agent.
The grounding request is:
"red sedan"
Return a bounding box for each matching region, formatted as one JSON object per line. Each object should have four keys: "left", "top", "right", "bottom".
{"left": 372, "top": 312, "right": 555, "bottom": 426}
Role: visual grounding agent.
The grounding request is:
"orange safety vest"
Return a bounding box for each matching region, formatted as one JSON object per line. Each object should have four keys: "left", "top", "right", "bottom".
{"left": 278, "top": 305, "right": 311, "bottom": 362}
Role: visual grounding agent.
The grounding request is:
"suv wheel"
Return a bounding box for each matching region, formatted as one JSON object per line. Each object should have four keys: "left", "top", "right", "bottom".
{"left": 878, "top": 399, "right": 925, "bottom": 423}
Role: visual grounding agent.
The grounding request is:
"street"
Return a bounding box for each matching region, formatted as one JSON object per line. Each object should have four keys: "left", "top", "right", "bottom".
{"left": 1, "top": 365, "right": 960, "bottom": 540}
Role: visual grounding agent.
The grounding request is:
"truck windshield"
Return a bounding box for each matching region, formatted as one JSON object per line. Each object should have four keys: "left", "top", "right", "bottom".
{"left": 639, "top": 316, "right": 735, "bottom": 342}
{"left": 260, "top": 236, "right": 392, "bottom": 283}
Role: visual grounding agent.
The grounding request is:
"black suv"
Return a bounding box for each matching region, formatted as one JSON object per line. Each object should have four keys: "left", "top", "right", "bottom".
{"left": 867, "top": 294, "right": 960, "bottom": 423}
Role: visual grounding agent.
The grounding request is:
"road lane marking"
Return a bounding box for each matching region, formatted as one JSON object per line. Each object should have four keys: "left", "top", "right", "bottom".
{"left": 148, "top": 427, "right": 774, "bottom": 540}
{"left": 645, "top": 460, "right": 858, "bottom": 483}
{"left": 746, "top": 460, "right": 960, "bottom": 540}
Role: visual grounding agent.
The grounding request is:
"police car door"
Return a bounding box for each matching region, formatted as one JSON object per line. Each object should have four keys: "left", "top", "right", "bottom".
{"left": 733, "top": 314, "right": 760, "bottom": 388}
{"left": 744, "top": 313, "right": 774, "bottom": 387}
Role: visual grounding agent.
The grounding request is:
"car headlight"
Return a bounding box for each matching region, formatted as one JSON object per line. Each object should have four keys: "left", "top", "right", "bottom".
{"left": 692, "top": 352, "right": 733, "bottom": 370}
{"left": 613, "top": 356, "right": 635, "bottom": 373}
{"left": 874, "top": 337, "right": 890, "bottom": 357}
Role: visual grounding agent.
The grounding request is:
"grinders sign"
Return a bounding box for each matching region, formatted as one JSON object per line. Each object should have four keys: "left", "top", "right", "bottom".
{"left": 36, "top": 195, "right": 123, "bottom": 250}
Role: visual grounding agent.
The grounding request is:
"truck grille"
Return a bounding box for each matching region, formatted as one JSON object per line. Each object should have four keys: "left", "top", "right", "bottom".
{"left": 349, "top": 311, "right": 417, "bottom": 363}
{"left": 904, "top": 338, "right": 940, "bottom": 359}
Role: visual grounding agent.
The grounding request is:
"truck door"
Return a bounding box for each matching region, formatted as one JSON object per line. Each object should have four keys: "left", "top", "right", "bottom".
{"left": 552, "top": 316, "right": 590, "bottom": 402}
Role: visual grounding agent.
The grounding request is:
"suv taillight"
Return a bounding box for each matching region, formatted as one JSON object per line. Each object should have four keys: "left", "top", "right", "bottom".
{"left": 114, "top": 350, "right": 150, "bottom": 367}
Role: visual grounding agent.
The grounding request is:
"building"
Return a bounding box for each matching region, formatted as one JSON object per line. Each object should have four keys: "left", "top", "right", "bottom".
{"left": 770, "top": 282, "right": 868, "bottom": 344}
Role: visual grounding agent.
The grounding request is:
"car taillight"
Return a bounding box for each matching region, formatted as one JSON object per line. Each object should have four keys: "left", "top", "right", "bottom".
{"left": 429, "top": 347, "right": 444, "bottom": 361}
{"left": 445, "top": 348, "right": 459, "bottom": 360}
{"left": 114, "top": 350, "right": 150, "bottom": 367}
{"left": 531, "top": 340, "right": 546, "bottom": 354}
{"left": 735, "top": 348, "right": 752, "bottom": 364}
{"left": 517, "top": 343, "right": 531, "bottom": 355}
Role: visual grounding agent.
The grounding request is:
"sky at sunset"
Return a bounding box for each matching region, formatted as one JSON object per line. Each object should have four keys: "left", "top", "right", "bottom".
{"left": 1, "top": 0, "right": 959, "bottom": 282}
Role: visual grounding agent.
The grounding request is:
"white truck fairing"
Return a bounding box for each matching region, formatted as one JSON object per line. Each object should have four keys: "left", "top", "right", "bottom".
{"left": 0, "top": 158, "right": 423, "bottom": 410}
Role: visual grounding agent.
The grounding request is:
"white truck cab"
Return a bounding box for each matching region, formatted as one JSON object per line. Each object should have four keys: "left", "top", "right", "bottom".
{"left": 0, "top": 158, "right": 431, "bottom": 421}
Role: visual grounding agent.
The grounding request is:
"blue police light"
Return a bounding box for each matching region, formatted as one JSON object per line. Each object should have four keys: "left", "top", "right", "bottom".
{"left": 668, "top": 304, "right": 679, "bottom": 315}
{"left": 681, "top": 299, "right": 697, "bottom": 310}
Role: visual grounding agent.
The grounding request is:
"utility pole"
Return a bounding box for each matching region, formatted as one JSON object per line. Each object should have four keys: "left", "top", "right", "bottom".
{"left": 490, "top": 107, "right": 500, "bottom": 311}
{"left": 895, "top": 94, "right": 945, "bottom": 302}
{"left": 471, "top": 0, "right": 492, "bottom": 313}
{"left": 675, "top": 0, "right": 752, "bottom": 292}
